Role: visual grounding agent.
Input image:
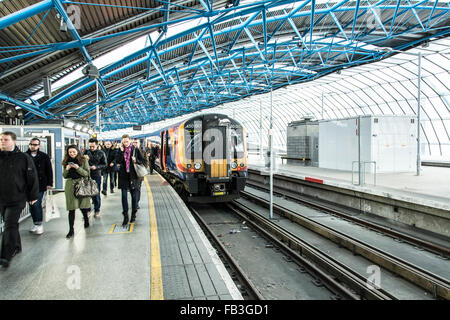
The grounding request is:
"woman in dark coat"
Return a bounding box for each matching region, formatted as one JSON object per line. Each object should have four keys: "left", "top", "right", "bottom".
{"left": 62, "top": 145, "right": 91, "bottom": 239}
{"left": 116, "top": 134, "right": 146, "bottom": 226}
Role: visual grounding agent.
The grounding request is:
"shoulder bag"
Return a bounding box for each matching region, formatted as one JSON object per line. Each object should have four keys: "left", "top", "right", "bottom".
{"left": 133, "top": 148, "right": 148, "bottom": 178}
{"left": 74, "top": 177, "right": 99, "bottom": 197}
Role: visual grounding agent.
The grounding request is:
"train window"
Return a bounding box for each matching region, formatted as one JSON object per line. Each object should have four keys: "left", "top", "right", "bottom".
{"left": 231, "top": 128, "right": 244, "bottom": 159}
{"left": 184, "top": 120, "right": 202, "bottom": 161}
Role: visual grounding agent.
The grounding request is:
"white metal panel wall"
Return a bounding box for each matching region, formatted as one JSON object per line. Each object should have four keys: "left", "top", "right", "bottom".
{"left": 372, "top": 116, "right": 417, "bottom": 173}
{"left": 319, "top": 118, "right": 359, "bottom": 171}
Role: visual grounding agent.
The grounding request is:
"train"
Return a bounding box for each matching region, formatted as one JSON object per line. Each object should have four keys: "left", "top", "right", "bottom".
{"left": 140, "top": 113, "right": 248, "bottom": 203}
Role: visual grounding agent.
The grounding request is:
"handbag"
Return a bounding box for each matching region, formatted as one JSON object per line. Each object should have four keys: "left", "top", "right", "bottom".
{"left": 44, "top": 190, "right": 60, "bottom": 222}
{"left": 74, "top": 177, "right": 99, "bottom": 197}
{"left": 133, "top": 149, "right": 148, "bottom": 178}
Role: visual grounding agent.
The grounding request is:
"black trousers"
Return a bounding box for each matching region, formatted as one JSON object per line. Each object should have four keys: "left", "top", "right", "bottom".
{"left": 0, "top": 203, "right": 26, "bottom": 262}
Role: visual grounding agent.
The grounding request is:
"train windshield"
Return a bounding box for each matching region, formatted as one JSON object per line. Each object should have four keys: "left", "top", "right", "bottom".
{"left": 231, "top": 127, "right": 245, "bottom": 159}
{"left": 184, "top": 120, "right": 203, "bottom": 161}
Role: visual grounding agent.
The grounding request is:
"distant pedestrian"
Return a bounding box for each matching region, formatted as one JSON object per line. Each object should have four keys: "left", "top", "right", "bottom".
{"left": 0, "top": 132, "right": 39, "bottom": 268}
{"left": 25, "top": 138, "right": 53, "bottom": 235}
{"left": 148, "top": 142, "right": 158, "bottom": 174}
{"left": 83, "top": 138, "right": 107, "bottom": 218}
{"left": 101, "top": 141, "right": 117, "bottom": 195}
{"left": 62, "top": 145, "right": 91, "bottom": 239}
{"left": 116, "top": 135, "right": 145, "bottom": 226}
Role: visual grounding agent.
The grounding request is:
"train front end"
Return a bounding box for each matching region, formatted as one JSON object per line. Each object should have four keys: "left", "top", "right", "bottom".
{"left": 181, "top": 114, "right": 247, "bottom": 203}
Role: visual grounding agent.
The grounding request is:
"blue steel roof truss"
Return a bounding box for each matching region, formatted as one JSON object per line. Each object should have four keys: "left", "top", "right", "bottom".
{"left": 0, "top": 1, "right": 449, "bottom": 131}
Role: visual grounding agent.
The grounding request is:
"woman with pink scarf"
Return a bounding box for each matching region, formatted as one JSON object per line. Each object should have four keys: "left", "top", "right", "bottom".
{"left": 116, "top": 134, "right": 146, "bottom": 226}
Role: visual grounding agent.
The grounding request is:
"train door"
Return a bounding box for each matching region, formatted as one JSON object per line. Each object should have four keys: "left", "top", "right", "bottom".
{"left": 203, "top": 118, "right": 230, "bottom": 179}
{"left": 161, "top": 131, "right": 167, "bottom": 172}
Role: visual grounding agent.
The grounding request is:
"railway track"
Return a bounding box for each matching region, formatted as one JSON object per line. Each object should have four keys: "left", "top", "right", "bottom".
{"left": 237, "top": 189, "right": 450, "bottom": 300}
{"left": 189, "top": 204, "right": 360, "bottom": 300}
{"left": 189, "top": 206, "right": 264, "bottom": 300}
{"left": 245, "top": 178, "right": 450, "bottom": 259}
{"left": 226, "top": 201, "right": 395, "bottom": 300}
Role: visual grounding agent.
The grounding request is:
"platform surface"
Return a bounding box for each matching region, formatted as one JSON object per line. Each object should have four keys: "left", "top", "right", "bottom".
{"left": 0, "top": 173, "right": 242, "bottom": 300}
{"left": 248, "top": 155, "right": 450, "bottom": 210}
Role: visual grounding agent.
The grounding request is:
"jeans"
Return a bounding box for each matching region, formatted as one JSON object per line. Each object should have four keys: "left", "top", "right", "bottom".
{"left": 102, "top": 171, "right": 115, "bottom": 192}
{"left": 121, "top": 188, "right": 139, "bottom": 213}
{"left": 29, "top": 191, "right": 45, "bottom": 225}
{"left": 0, "top": 203, "right": 26, "bottom": 262}
{"left": 91, "top": 175, "right": 102, "bottom": 212}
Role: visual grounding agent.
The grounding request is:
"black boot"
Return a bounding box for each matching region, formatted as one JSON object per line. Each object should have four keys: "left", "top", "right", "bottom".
{"left": 82, "top": 210, "right": 90, "bottom": 228}
{"left": 67, "top": 210, "right": 75, "bottom": 239}
{"left": 122, "top": 212, "right": 129, "bottom": 227}
{"left": 130, "top": 211, "right": 137, "bottom": 223}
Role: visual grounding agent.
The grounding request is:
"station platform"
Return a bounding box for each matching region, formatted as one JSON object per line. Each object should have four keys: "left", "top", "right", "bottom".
{"left": 0, "top": 174, "right": 242, "bottom": 300}
{"left": 248, "top": 155, "right": 450, "bottom": 211}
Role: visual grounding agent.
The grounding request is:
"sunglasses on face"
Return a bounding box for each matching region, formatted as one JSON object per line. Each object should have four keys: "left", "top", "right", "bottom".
{"left": 30, "top": 144, "right": 40, "bottom": 146}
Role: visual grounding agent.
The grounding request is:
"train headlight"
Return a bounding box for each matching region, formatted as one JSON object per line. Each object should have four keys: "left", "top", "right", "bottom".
{"left": 231, "top": 161, "right": 238, "bottom": 169}
{"left": 194, "top": 162, "right": 202, "bottom": 170}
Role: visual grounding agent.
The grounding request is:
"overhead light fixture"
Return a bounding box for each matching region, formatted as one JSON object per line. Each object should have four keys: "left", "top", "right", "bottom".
{"left": 17, "top": 109, "right": 25, "bottom": 119}
{"left": 75, "top": 124, "right": 82, "bottom": 131}
{"left": 82, "top": 64, "right": 100, "bottom": 79}
{"left": 56, "top": 13, "right": 68, "bottom": 32}
{"left": 5, "top": 104, "right": 17, "bottom": 118}
{"left": 82, "top": 127, "right": 88, "bottom": 133}
{"left": 66, "top": 120, "right": 75, "bottom": 128}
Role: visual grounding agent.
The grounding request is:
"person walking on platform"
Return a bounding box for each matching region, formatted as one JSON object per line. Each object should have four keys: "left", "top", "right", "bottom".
{"left": 83, "top": 138, "right": 107, "bottom": 218}
{"left": 26, "top": 138, "right": 53, "bottom": 235}
{"left": 63, "top": 145, "right": 91, "bottom": 239}
{"left": 0, "top": 132, "right": 39, "bottom": 268}
{"left": 116, "top": 135, "right": 145, "bottom": 226}
{"left": 102, "top": 141, "right": 117, "bottom": 195}
{"left": 148, "top": 142, "right": 158, "bottom": 175}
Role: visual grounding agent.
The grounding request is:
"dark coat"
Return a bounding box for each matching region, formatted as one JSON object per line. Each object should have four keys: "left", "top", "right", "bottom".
{"left": 62, "top": 157, "right": 91, "bottom": 211}
{"left": 102, "top": 147, "right": 117, "bottom": 173}
{"left": 83, "top": 149, "right": 107, "bottom": 177}
{"left": 116, "top": 146, "right": 145, "bottom": 190}
{"left": 25, "top": 149, "right": 53, "bottom": 192}
{"left": 0, "top": 146, "right": 39, "bottom": 206}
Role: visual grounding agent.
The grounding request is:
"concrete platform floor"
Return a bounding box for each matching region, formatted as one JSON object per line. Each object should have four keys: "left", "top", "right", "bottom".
{"left": 248, "top": 154, "right": 450, "bottom": 207}
{"left": 0, "top": 174, "right": 242, "bottom": 300}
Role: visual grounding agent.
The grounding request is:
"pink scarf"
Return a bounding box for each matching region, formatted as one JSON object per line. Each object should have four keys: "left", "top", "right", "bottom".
{"left": 124, "top": 145, "right": 132, "bottom": 173}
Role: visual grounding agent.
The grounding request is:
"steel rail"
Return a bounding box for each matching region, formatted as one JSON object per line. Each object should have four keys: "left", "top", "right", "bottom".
{"left": 189, "top": 206, "right": 264, "bottom": 300}
{"left": 239, "top": 190, "right": 450, "bottom": 300}
{"left": 246, "top": 171, "right": 450, "bottom": 259}
{"left": 227, "top": 201, "right": 395, "bottom": 300}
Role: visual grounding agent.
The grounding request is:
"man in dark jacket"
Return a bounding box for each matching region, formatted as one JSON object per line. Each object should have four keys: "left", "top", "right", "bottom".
{"left": 0, "top": 131, "right": 39, "bottom": 269}
{"left": 101, "top": 140, "right": 117, "bottom": 195}
{"left": 116, "top": 134, "right": 145, "bottom": 226}
{"left": 26, "top": 138, "right": 53, "bottom": 235}
{"left": 83, "top": 138, "right": 107, "bottom": 218}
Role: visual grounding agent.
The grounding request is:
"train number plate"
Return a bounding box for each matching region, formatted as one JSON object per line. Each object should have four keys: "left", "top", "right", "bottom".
{"left": 213, "top": 192, "right": 225, "bottom": 196}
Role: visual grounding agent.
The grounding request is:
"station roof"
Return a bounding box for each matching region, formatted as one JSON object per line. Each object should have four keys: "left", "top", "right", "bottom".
{"left": 0, "top": 1, "right": 449, "bottom": 132}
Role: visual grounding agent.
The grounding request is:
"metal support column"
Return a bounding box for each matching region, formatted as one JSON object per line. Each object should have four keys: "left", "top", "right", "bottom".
{"left": 96, "top": 81, "right": 100, "bottom": 132}
{"left": 358, "top": 116, "right": 363, "bottom": 186}
{"left": 417, "top": 52, "right": 422, "bottom": 176}
{"left": 269, "top": 87, "right": 274, "bottom": 219}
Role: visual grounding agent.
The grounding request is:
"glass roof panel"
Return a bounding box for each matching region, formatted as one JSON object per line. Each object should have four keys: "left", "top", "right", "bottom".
{"left": 423, "top": 76, "right": 449, "bottom": 96}
{"left": 434, "top": 72, "right": 450, "bottom": 91}
{"left": 428, "top": 96, "right": 450, "bottom": 117}
{"left": 422, "top": 99, "right": 440, "bottom": 120}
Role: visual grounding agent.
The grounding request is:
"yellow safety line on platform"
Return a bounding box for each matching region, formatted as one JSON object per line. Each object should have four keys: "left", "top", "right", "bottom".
{"left": 144, "top": 176, "right": 164, "bottom": 300}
